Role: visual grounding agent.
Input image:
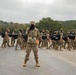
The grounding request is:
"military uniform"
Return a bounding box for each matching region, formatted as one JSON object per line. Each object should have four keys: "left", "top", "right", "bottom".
{"left": 1, "top": 31, "right": 10, "bottom": 48}
{"left": 74, "top": 36, "right": 76, "bottom": 50}
{"left": 23, "top": 21, "right": 40, "bottom": 67}
{"left": 15, "top": 31, "right": 23, "bottom": 50}
{"left": 40, "top": 29, "right": 48, "bottom": 49}
{"left": 59, "top": 29, "right": 64, "bottom": 50}
{"left": 46, "top": 30, "right": 50, "bottom": 49}
{"left": 38, "top": 32, "right": 42, "bottom": 48}
{"left": 21, "top": 37, "right": 27, "bottom": 50}
{"left": 71, "top": 29, "right": 76, "bottom": 50}
{"left": 53, "top": 31, "right": 61, "bottom": 50}
{"left": 62, "top": 34, "right": 68, "bottom": 49}
{"left": 11, "top": 31, "right": 15, "bottom": 47}
{"left": 68, "top": 30, "right": 76, "bottom": 50}
{"left": 48, "top": 32, "right": 54, "bottom": 49}
{"left": 20, "top": 31, "right": 28, "bottom": 50}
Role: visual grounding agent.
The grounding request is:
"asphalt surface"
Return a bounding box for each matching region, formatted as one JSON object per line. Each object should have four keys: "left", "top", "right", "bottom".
{"left": 0, "top": 37, "right": 76, "bottom": 75}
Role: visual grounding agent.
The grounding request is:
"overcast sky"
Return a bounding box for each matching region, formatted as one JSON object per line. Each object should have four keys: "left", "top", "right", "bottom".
{"left": 0, "top": 0, "right": 76, "bottom": 23}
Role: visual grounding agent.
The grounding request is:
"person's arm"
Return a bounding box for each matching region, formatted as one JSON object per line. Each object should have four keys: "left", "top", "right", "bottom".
{"left": 37, "top": 29, "right": 40, "bottom": 40}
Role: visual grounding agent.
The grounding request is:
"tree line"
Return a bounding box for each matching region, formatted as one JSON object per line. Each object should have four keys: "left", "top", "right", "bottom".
{"left": 0, "top": 17, "right": 76, "bottom": 33}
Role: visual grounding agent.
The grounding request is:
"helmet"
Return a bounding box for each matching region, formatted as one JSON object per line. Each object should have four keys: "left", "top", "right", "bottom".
{"left": 6, "top": 28, "right": 10, "bottom": 32}
{"left": 60, "top": 28, "right": 63, "bottom": 31}
{"left": 30, "top": 21, "right": 35, "bottom": 25}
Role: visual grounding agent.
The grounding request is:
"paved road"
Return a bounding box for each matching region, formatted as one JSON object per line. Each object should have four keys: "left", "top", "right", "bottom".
{"left": 0, "top": 36, "right": 76, "bottom": 75}
{"left": 0, "top": 46, "right": 76, "bottom": 75}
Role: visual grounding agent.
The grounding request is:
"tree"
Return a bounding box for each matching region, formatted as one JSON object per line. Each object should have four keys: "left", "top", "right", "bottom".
{"left": 36, "top": 17, "right": 62, "bottom": 32}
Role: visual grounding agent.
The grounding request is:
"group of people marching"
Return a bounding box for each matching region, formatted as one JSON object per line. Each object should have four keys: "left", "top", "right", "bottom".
{"left": 0, "top": 21, "right": 76, "bottom": 67}
{"left": 1, "top": 28, "right": 27, "bottom": 50}
{"left": 0, "top": 28, "right": 76, "bottom": 51}
{"left": 38, "top": 29, "right": 76, "bottom": 51}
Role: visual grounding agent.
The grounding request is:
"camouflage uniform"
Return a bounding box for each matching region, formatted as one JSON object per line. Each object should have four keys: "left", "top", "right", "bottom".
{"left": 23, "top": 21, "right": 40, "bottom": 67}
{"left": 20, "top": 31, "right": 28, "bottom": 50}
{"left": 71, "top": 29, "right": 76, "bottom": 50}
{"left": 15, "top": 30, "right": 23, "bottom": 50}
{"left": 1, "top": 31, "right": 10, "bottom": 48}
{"left": 21, "top": 37, "right": 27, "bottom": 50}
{"left": 48, "top": 32, "right": 55, "bottom": 49}
{"left": 59, "top": 29, "right": 64, "bottom": 50}
{"left": 53, "top": 31, "right": 61, "bottom": 50}
{"left": 38, "top": 32, "right": 42, "bottom": 48}
{"left": 40, "top": 29, "right": 48, "bottom": 49}
{"left": 46, "top": 30, "right": 50, "bottom": 49}
{"left": 11, "top": 29, "right": 17, "bottom": 47}
{"left": 74, "top": 36, "right": 76, "bottom": 50}
{"left": 11, "top": 31, "right": 15, "bottom": 47}
{"left": 62, "top": 34, "right": 68, "bottom": 49}
{"left": 68, "top": 30, "right": 76, "bottom": 50}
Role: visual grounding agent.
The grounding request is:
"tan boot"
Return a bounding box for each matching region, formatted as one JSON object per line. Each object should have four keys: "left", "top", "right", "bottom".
{"left": 23, "top": 59, "right": 28, "bottom": 67}
{"left": 36, "top": 64, "right": 40, "bottom": 67}
{"left": 23, "top": 63, "right": 27, "bottom": 67}
{"left": 35, "top": 59, "right": 40, "bottom": 67}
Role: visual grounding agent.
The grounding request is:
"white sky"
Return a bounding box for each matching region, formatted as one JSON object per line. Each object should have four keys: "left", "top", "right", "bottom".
{"left": 0, "top": 0, "right": 76, "bottom": 23}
